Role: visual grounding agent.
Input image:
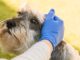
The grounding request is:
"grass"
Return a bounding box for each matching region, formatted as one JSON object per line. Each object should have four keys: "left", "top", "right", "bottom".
{"left": 0, "top": 0, "right": 16, "bottom": 21}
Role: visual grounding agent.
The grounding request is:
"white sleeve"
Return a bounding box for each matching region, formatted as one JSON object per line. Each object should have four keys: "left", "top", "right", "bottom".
{"left": 11, "top": 40, "right": 53, "bottom": 60}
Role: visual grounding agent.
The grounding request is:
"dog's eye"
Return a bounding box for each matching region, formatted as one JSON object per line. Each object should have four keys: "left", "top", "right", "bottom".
{"left": 30, "top": 18, "right": 39, "bottom": 24}
{"left": 6, "top": 20, "right": 16, "bottom": 29}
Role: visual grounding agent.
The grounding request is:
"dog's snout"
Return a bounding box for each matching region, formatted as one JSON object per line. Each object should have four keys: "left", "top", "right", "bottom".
{"left": 6, "top": 20, "right": 16, "bottom": 29}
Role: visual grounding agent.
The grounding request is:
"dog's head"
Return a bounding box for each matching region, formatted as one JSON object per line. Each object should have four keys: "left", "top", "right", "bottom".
{"left": 0, "top": 9, "right": 44, "bottom": 54}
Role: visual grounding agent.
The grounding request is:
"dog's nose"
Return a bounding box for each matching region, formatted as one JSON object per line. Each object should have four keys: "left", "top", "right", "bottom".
{"left": 6, "top": 20, "right": 16, "bottom": 29}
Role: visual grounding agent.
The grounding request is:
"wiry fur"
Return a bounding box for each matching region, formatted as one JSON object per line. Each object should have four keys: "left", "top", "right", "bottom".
{"left": 0, "top": 9, "right": 80, "bottom": 60}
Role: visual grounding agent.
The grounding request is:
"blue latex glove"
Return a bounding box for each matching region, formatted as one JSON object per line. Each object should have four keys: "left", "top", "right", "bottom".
{"left": 39, "top": 9, "right": 64, "bottom": 47}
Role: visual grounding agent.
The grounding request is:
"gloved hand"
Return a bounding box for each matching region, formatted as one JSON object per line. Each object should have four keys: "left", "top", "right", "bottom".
{"left": 39, "top": 9, "right": 64, "bottom": 47}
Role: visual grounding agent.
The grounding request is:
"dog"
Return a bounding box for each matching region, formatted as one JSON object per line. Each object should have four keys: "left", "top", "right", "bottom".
{"left": 0, "top": 9, "right": 80, "bottom": 60}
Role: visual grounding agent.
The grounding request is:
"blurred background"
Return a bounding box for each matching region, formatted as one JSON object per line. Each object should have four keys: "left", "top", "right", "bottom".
{"left": 0, "top": 0, "right": 80, "bottom": 52}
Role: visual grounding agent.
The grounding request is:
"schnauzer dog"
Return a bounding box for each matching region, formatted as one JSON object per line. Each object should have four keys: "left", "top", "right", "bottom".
{"left": 0, "top": 9, "right": 80, "bottom": 60}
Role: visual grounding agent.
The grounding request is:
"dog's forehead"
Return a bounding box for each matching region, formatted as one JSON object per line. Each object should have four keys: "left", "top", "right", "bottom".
{"left": 17, "top": 11, "right": 42, "bottom": 25}
{"left": 17, "top": 11, "right": 37, "bottom": 20}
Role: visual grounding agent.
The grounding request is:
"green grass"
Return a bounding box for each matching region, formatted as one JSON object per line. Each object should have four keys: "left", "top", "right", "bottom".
{"left": 0, "top": 0, "right": 16, "bottom": 21}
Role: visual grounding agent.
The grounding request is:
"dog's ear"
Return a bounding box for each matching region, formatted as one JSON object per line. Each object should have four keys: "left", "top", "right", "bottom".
{"left": 50, "top": 41, "right": 66, "bottom": 60}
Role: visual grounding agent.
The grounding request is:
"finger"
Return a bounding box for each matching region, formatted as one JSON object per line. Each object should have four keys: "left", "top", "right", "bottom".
{"left": 54, "top": 16, "right": 62, "bottom": 21}
{"left": 54, "top": 16, "right": 64, "bottom": 25}
{"left": 46, "top": 9, "right": 55, "bottom": 20}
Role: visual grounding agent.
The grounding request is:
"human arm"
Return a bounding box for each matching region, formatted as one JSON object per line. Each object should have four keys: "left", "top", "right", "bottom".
{"left": 11, "top": 40, "right": 53, "bottom": 60}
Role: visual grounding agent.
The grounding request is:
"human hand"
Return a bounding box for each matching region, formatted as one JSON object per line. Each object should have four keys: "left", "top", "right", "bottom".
{"left": 39, "top": 9, "right": 64, "bottom": 47}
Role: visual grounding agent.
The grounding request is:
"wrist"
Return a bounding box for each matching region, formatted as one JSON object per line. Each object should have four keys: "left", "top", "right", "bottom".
{"left": 39, "top": 34, "right": 58, "bottom": 47}
{"left": 41, "top": 40, "right": 53, "bottom": 52}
